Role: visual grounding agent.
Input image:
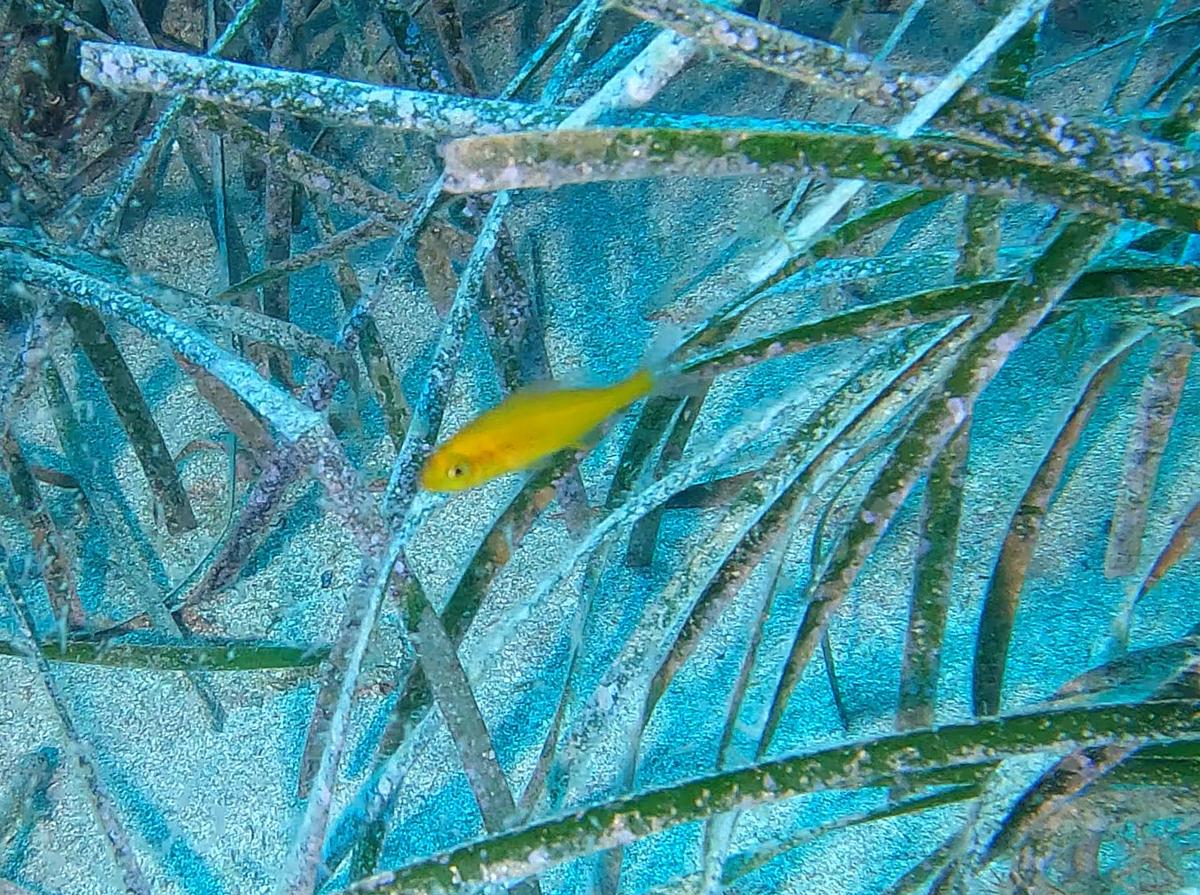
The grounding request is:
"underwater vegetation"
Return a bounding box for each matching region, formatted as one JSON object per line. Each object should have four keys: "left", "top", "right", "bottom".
{"left": 1, "top": 0, "right": 1200, "bottom": 891}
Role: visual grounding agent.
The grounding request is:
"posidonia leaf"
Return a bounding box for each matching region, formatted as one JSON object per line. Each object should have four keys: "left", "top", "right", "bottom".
{"left": 973, "top": 330, "right": 1136, "bottom": 717}
{"left": 440, "top": 127, "right": 1200, "bottom": 232}
{"left": 336, "top": 699, "right": 1200, "bottom": 895}
{"left": 897, "top": 423, "right": 969, "bottom": 732}
{"left": 0, "top": 638, "right": 330, "bottom": 671}
{"left": 1104, "top": 340, "right": 1193, "bottom": 578}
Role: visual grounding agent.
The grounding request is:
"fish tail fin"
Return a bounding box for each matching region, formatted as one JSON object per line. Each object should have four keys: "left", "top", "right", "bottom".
{"left": 615, "top": 367, "right": 657, "bottom": 406}
{"left": 616, "top": 361, "right": 706, "bottom": 409}
{"left": 626, "top": 323, "right": 713, "bottom": 403}
{"left": 632, "top": 323, "right": 692, "bottom": 392}
{"left": 645, "top": 363, "right": 709, "bottom": 400}
{"left": 642, "top": 319, "right": 686, "bottom": 369}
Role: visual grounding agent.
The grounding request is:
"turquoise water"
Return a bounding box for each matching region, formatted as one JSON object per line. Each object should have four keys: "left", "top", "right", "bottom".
{"left": 1, "top": 0, "right": 1199, "bottom": 893}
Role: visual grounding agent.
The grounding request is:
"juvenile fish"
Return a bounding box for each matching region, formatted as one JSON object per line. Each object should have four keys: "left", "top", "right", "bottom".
{"left": 421, "top": 368, "right": 656, "bottom": 492}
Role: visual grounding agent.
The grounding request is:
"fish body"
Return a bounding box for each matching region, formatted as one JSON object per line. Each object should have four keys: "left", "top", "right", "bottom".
{"left": 421, "top": 368, "right": 655, "bottom": 492}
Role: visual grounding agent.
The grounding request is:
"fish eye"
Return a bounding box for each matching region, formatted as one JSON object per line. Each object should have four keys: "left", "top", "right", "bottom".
{"left": 446, "top": 462, "right": 468, "bottom": 479}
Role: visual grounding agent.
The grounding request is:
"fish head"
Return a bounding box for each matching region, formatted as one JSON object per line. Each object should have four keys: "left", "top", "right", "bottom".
{"left": 420, "top": 447, "right": 481, "bottom": 492}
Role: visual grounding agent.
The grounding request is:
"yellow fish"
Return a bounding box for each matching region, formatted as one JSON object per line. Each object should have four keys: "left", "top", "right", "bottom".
{"left": 421, "top": 368, "right": 656, "bottom": 492}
